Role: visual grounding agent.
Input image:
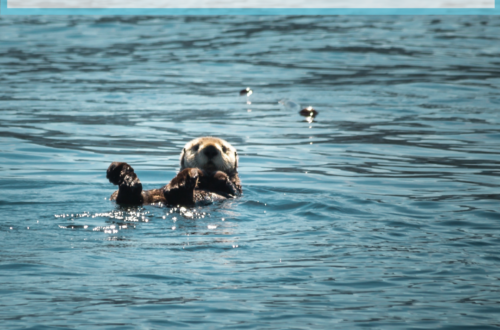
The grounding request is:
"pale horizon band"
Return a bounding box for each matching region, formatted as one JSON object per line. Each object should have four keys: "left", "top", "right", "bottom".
{"left": 8, "top": 0, "right": 496, "bottom": 9}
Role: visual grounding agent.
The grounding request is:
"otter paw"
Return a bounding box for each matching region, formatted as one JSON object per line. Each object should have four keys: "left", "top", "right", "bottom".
{"left": 107, "top": 162, "right": 143, "bottom": 204}
{"left": 198, "top": 171, "right": 237, "bottom": 197}
{"left": 163, "top": 168, "right": 203, "bottom": 205}
{"left": 169, "top": 168, "right": 202, "bottom": 190}
{"left": 120, "top": 170, "right": 142, "bottom": 192}
{"left": 213, "top": 171, "right": 238, "bottom": 196}
{"left": 107, "top": 162, "right": 135, "bottom": 185}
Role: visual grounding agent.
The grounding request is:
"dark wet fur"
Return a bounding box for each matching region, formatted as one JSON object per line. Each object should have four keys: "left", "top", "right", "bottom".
{"left": 107, "top": 162, "right": 242, "bottom": 206}
{"left": 107, "top": 162, "right": 144, "bottom": 205}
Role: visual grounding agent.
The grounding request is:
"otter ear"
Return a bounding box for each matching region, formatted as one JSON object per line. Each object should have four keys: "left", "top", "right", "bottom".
{"left": 180, "top": 148, "right": 186, "bottom": 169}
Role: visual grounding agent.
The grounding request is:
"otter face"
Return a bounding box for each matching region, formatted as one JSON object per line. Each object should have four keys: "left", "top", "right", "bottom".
{"left": 180, "top": 137, "right": 238, "bottom": 174}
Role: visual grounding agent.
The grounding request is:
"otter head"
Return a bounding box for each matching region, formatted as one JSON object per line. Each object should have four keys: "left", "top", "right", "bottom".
{"left": 180, "top": 137, "right": 238, "bottom": 174}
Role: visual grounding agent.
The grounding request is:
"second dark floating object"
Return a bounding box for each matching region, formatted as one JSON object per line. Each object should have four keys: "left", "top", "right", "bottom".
{"left": 239, "top": 87, "right": 253, "bottom": 96}
{"left": 299, "top": 106, "right": 318, "bottom": 118}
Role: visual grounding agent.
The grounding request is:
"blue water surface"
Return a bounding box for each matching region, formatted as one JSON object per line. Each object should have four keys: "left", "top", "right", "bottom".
{"left": 1, "top": 15, "right": 500, "bottom": 329}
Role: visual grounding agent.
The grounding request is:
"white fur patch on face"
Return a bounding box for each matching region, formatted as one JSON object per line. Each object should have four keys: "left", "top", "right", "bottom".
{"left": 180, "top": 137, "right": 238, "bottom": 174}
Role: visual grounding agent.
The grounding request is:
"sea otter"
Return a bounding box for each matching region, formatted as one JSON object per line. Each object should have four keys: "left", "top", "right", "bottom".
{"left": 106, "top": 137, "right": 242, "bottom": 205}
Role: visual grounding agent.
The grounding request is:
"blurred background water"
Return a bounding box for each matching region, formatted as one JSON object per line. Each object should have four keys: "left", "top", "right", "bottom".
{"left": 1, "top": 15, "right": 500, "bottom": 329}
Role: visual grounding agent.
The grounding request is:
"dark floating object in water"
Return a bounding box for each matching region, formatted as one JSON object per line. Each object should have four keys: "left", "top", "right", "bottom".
{"left": 239, "top": 87, "right": 253, "bottom": 96}
{"left": 299, "top": 106, "right": 318, "bottom": 117}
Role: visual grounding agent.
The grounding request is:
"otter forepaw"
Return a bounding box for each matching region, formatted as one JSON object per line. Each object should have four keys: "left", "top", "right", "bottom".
{"left": 163, "top": 168, "right": 203, "bottom": 205}
{"left": 107, "top": 162, "right": 134, "bottom": 185}
{"left": 198, "top": 171, "right": 238, "bottom": 197}
{"left": 107, "top": 162, "right": 143, "bottom": 204}
{"left": 169, "top": 168, "right": 202, "bottom": 190}
{"left": 214, "top": 171, "right": 238, "bottom": 196}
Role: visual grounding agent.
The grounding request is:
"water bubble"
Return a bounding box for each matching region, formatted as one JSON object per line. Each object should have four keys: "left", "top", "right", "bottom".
{"left": 172, "top": 226, "right": 176, "bottom": 230}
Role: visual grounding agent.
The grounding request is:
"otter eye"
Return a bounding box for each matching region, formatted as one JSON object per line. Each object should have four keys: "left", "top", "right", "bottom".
{"left": 192, "top": 144, "right": 199, "bottom": 152}
{"left": 222, "top": 145, "right": 228, "bottom": 153}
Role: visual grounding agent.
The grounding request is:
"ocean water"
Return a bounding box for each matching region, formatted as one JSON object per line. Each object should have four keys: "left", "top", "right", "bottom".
{"left": 1, "top": 15, "right": 500, "bottom": 329}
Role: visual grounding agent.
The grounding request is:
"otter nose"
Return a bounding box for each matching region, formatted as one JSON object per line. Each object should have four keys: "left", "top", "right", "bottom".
{"left": 203, "top": 145, "right": 219, "bottom": 159}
